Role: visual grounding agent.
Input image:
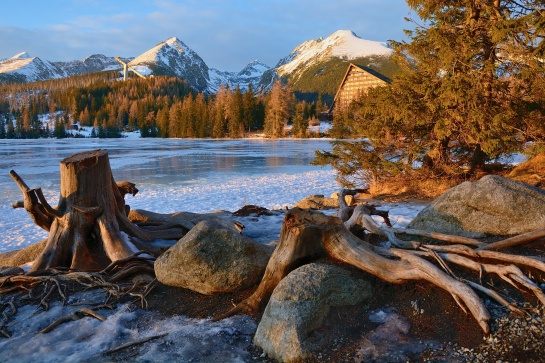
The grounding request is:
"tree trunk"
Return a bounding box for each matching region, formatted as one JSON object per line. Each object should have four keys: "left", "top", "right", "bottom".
{"left": 11, "top": 149, "right": 186, "bottom": 272}
{"left": 33, "top": 150, "right": 135, "bottom": 271}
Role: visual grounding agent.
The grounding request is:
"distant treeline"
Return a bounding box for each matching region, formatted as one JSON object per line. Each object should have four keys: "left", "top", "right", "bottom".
{"left": 0, "top": 72, "right": 329, "bottom": 139}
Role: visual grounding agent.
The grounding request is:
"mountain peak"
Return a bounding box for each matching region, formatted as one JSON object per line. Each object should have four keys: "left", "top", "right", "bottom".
{"left": 11, "top": 52, "right": 31, "bottom": 60}
{"left": 276, "top": 29, "right": 391, "bottom": 76}
{"left": 239, "top": 60, "right": 270, "bottom": 76}
{"left": 159, "top": 37, "right": 185, "bottom": 55}
{"left": 330, "top": 30, "right": 358, "bottom": 39}
{"left": 165, "top": 36, "right": 181, "bottom": 45}
{"left": 129, "top": 36, "right": 209, "bottom": 91}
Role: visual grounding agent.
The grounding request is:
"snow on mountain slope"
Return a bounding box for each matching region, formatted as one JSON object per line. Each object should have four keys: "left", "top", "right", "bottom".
{"left": 0, "top": 52, "right": 122, "bottom": 83}
{"left": 0, "top": 53, "right": 65, "bottom": 82}
{"left": 208, "top": 60, "right": 270, "bottom": 93}
{"left": 129, "top": 37, "right": 270, "bottom": 93}
{"left": 129, "top": 37, "right": 210, "bottom": 92}
{"left": 0, "top": 29, "right": 389, "bottom": 93}
{"left": 53, "top": 54, "right": 121, "bottom": 76}
{"left": 276, "top": 30, "right": 392, "bottom": 77}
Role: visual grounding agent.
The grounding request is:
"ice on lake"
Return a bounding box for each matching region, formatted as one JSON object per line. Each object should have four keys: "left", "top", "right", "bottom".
{"left": 0, "top": 138, "right": 339, "bottom": 253}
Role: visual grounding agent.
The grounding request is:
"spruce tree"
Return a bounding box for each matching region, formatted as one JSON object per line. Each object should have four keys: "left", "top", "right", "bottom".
{"left": 264, "top": 80, "right": 292, "bottom": 138}
{"left": 317, "top": 0, "right": 545, "bottom": 187}
{"left": 291, "top": 101, "right": 308, "bottom": 138}
{"left": 227, "top": 87, "right": 244, "bottom": 138}
{"left": 243, "top": 84, "right": 256, "bottom": 133}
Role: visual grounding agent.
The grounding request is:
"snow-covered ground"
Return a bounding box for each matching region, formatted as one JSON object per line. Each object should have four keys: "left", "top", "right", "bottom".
{"left": 0, "top": 138, "right": 426, "bottom": 362}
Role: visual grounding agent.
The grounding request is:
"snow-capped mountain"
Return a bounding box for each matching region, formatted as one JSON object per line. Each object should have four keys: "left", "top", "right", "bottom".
{"left": 53, "top": 54, "right": 121, "bottom": 76}
{"left": 208, "top": 60, "right": 270, "bottom": 93}
{"left": 0, "top": 30, "right": 391, "bottom": 94}
{"left": 275, "top": 30, "right": 392, "bottom": 80}
{"left": 0, "top": 52, "right": 65, "bottom": 83}
{"left": 0, "top": 52, "right": 121, "bottom": 83}
{"left": 128, "top": 37, "right": 210, "bottom": 92}
{"left": 123, "top": 37, "right": 273, "bottom": 93}
{"left": 127, "top": 37, "right": 271, "bottom": 93}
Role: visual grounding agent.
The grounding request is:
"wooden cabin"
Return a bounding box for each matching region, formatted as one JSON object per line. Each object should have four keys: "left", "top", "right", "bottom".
{"left": 329, "top": 63, "right": 390, "bottom": 114}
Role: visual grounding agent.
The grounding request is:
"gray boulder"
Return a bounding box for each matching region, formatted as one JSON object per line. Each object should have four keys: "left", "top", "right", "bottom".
{"left": 294, "top": 194, "right": 338, "bottom": 210}
{"left": 408, "top": 175, "right": 545, "bottom": 236}
{"left": 254, "top": 263, "right": 372, "bottom": 363}
{"left": 330, "top": 192, "right": 356, "bottom": 206}
{"left": 154, "top": 219, "right": 273, "bottom": 294}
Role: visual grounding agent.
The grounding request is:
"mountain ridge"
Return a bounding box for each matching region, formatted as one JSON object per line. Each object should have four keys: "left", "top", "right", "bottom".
{"left": 0, "top": 30, "right": 393, "bottom": 95}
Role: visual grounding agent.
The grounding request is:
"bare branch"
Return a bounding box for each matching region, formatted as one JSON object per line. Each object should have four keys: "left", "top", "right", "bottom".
{"left": 35, "top": 188, "right": 63, "bottom": 218}
{"left": 397, "top": 228, "right": 486, "bottom": 247}
{"left": 103, "top": 333, "right": 169, "bottom": 355}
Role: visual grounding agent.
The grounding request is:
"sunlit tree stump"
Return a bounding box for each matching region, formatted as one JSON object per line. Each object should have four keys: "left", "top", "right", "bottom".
{"left": 10, "top": 149, "right": 186, "bottom": 272}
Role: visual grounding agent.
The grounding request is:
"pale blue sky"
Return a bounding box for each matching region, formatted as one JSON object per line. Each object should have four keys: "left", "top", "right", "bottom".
{"left": 1, "top": 0, "right": 413, "bottom": 71}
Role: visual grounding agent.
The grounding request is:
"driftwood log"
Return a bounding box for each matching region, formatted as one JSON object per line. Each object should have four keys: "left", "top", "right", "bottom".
{"left": 10, "top": 149, "right": 188, "bottom": 272}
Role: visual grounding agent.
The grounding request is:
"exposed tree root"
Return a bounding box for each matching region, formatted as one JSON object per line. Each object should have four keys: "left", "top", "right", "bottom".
{"left": 10, "top": 150, "right": 188, "bottom": 272}
{"left": 216, "top": 189, "right": 545, "bottom": 334}
{"left": 7, "top": 155, "right": 545, "bottom": 341}
{"left": 39, "top": 308, "right": 106, "bottom": 334}
{"left": 0, "top": 251, "right": 157, "bottom": 338}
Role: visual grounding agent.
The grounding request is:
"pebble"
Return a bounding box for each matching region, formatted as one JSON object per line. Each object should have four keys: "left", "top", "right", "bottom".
{"left": 423, "top": 304, "right": 545, "bottom": 362}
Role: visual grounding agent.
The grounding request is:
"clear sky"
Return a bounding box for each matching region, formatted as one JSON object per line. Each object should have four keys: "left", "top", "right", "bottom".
{"left": 0, "top": 0, "right": 413, "bottom": 71}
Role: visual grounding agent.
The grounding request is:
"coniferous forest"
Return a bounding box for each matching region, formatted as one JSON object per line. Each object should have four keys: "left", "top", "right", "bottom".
{"left": 0, "top": 71, "right": 329, "bottom": 139}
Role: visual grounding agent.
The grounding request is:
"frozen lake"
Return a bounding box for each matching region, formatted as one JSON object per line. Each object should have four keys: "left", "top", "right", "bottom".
{"left": 0, "top": 138, "right": 429, "bottom": 363}
{"left": 0, "top": 138, "right": 338, "bottom": 253}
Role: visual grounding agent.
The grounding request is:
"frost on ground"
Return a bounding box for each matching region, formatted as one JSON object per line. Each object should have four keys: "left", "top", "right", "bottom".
{"left": 0, "top": 289, "right": 257, "bottom": 363}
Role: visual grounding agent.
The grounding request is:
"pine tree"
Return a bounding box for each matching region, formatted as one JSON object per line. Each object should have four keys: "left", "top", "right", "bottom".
{"left": 227, "top": 87, "right": 244, "bottom": 138}
{"left": 212, "top": 86, "right": 228, "bottom": 138}
{"left": 22, "top": 107, "right": 31, "bottom": 133}
{"left": 243, "top": 84, "right": 257, "bottom": 133}
{"left": 194, "top": 93, "right": 209, "bottom": 138}
{"left": 264, "top": 80, "right": 292, "bottom": 138}
{"left": 53, "top": 115, "right": 67, "bottom": 138}
{"left": 291, "top": 101, "right": 308, "bottom": 138}
{"left": 180, "top": 94, "right": 195, "bottom": 137}
{"left": 398, "top": 0, "right": 545, "bottom": 172}
{"left": 128, "top": 101, "right": 139, "bottom": 130}
{"left": 0, "top": 115, "right": 6, "bottom": 139}
{"left": 156, "top": 108, "right": 169, "bottom": 138}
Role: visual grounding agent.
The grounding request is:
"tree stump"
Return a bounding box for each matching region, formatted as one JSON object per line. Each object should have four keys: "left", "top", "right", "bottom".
{"left": 34, "top": 150, "right": 135, "bottom": 271}
{"left": 11, "top": 149, "right": 186, "bottom": 272}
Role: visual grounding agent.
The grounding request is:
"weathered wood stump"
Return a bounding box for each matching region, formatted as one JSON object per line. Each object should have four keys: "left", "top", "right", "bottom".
{"left": 10, "top": 149, "right": 186, "bottom": 272}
